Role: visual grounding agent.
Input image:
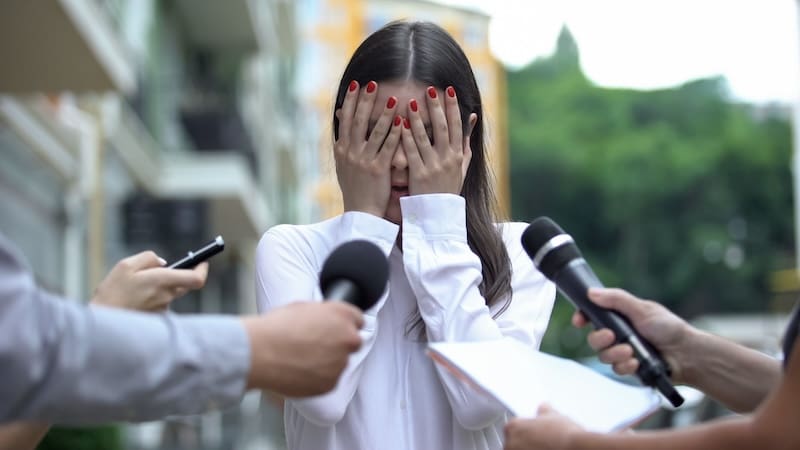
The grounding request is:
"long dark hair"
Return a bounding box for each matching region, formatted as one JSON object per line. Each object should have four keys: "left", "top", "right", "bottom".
{"left": 333, "top": 20, "right": 513, "bottom": 333}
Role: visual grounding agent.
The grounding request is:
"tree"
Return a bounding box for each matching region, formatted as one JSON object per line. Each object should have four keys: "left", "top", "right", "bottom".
{"left": 507, "top": 27, "right": 794, "bottom": 356}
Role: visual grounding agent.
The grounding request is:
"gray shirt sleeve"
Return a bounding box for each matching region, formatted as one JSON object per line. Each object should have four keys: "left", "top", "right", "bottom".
{"left": 0, "top": 234, "right": 251, "bottom": 424}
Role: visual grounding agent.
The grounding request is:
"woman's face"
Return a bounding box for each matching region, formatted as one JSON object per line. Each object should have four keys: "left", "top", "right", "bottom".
{"left": 367, "top": 80, "right": 474, "bottom": 224}
{"left": 368, "top": 80, "right": 428, "bottom": 224}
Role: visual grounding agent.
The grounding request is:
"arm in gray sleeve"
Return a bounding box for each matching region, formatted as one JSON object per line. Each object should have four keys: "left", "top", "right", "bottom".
{"left": 0, "top": 235, "right": 251, "bottom": 425}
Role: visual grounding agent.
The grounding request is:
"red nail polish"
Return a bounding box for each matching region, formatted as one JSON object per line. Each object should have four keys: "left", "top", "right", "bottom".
{"left": 394, "top": 115, "right": 402, "bottom": 126}
{"left": 447, "top": 86, "right": 455, "bottom": 98}
{"left": 403, "top": 117, "right": 411, "bottom": 129}
{"left": 427, "top": 86, "right": 437, "bottom": 99}
{"left": 410, "top": 99, "right": 418, "bottom": 112}
{"left": 387, "top": 96, "right": 397, "bottom": 109}
{"left": 366, "top": 81, "right": 377, "bottom": 93}
{"left": 349, "top": 80, "right": 357, "bottom": 92}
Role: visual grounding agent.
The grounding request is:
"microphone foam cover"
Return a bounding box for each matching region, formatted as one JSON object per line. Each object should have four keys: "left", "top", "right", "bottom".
{"left": 521, "top": 217, "right": 566, "bottom": 260}
{"left": 319, "top": 239, "right": 389, "bottom": 310}
{"left": 521, "top": 217, "right": 582, "bottom": 279}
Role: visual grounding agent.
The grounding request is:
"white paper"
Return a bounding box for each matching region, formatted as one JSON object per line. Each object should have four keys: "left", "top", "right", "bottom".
{"left": 427, "top": 338, "right": 661, "bottom": 433}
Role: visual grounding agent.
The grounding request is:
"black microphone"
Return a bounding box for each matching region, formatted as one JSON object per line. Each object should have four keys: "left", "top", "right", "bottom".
{"left": 521, "top": 217, "right": 684, "bottom": 407}
{"left": 319, "top": 240, "right": 389, "bottom": 311}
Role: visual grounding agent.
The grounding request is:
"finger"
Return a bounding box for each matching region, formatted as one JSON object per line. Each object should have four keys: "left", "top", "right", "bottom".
{"left": 586, "top": 328, "right": 616, "bottom": 350}
{"left": 613, "top": 358, "right": 640, "bottom": 376}
{"left": 537, "top": 403, "right": 554, "bottom": 415}
{"left": 444, "top": 86, "right": 463, "bottom": 149}
{"left": 460, "top": 112, "right": 476, "bottom": 179}
{"left": 597, "top": 344, "right": 634, "bottom": 364}
{"left": 407, "top": 98, "right": 435, "bottom": 163}
{"left": 401, "top": 118, "right": 424, "bottom": 172}
{"left": 143, "top": 267, "right": 207, "bottom": 290}
{"left": 588, "top": 287, "right": 650, "bottom": 323}
{"left": 193, "top": 261, "right": 209, "bottom": 283}
{"left": 365, "top": 95, "right": 398, "bottom": 154}
{"left": 330, "top": 301, "right": 365, "bottom": 329}
{"left": 337, "top": 80, "right": 359, "bottom": 144}
{"left": 352, "top": 80, "right": 378, "bottom": 146}
{"left": 350, "top": 308, "right": 365, "bottom": 330}
{"left": 378, "top": 115, "right": 403, "bottom": 165}
{"left": 120, "top": 251, "right": 164, "bottom": 271}
{"left": 571, "top": 310, "right": 589, "bottom": 328}
{"left": 425, "top": 86, "right": 449, "bottom": 151}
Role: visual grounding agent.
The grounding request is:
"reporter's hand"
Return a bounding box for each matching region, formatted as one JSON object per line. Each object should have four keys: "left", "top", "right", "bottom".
{"left": 571, "top": 287, "right": 692, "bottom": 383}
{"left": 242, "top": 302, "right": 364, "bottom": 397}
{"left": 504, "top": 404, "right": 584, "bottom": 450}
{"left": 0, "top": 422, "right": 50, "bottom": 450}
{"left": 334, "top": 80, "right": 400, "bottom": 218}
{"left": 91, "top": 251, "right": 207, "bottom": 311}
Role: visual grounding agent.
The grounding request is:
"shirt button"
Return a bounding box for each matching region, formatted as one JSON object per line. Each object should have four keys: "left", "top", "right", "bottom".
{"left": 400, "top": 401, "right": 407, "bottom": 410}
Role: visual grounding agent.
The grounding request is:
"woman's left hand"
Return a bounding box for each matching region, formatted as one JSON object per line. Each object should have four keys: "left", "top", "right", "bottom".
{"left": 401, "top": 86, "right": 473, "bottom": 196}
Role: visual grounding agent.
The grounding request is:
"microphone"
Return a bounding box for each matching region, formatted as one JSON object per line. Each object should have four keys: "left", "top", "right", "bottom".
{"left": 319, "top": 240, "right": 389, "bottom": 311}
{"left": 521, "top": 217, "right": 684, "bottom": 407}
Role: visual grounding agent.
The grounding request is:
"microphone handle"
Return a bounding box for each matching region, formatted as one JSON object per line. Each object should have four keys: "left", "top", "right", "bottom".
{"left": 554, "top": 259, "right": 684, "bottom": 407}
{"left": 323, "top": 279, "right": 361, "bottom": 307}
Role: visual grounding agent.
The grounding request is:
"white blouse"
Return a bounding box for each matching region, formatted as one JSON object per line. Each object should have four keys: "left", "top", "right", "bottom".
{"left": 255, "top": 194, "right": 556, "bottom": 450}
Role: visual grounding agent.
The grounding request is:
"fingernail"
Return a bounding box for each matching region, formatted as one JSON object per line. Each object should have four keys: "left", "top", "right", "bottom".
{"left": 403, "top": 117, "right": 411, "bottom": 129}
{"left": 447, "top": 86, "right": 455, "bottom": 98}
{"left": 348, "top": 80, "right": 358, "bottom": 92}
{"left": 410, "top": 99, "right": 418, "bottom": 112}
{"left": 387, "top": 96, "right": 397, "bottom": 109}
{"left": 158, "top": 257, "right": 167, "bottom": 266}
{"left": 366, "top": 81, "right": 377, "bottom": 93}
{"left": 427, "top": 86, "right": 437, "bottom": 99}
{"left": 394, "top": 115, "right": 402, "bottom": 126}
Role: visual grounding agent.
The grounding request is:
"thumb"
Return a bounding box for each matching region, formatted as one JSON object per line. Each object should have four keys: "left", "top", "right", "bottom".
{"left": 587, "top": 287, "right": 649, "bottom": 323}
{"left": 537, "top": 403, "right": 554, "bottom": 415}
{"left": 121, "top": 251, "right": 164, "bottom": 271}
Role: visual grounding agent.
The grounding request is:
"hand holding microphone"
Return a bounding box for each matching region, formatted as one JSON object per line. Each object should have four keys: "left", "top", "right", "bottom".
{"left": 574, "top": 288, "right": 694, "bottom": 387}
{"left": 522, "top": 217, "right": 684, "bottom": 407}
{"left": 244, "top": 240, "right": 389, "bottom": 397}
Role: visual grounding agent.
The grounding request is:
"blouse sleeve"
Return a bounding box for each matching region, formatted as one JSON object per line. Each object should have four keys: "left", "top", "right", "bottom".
{"left": 254, "top": 212, "right": 398, "bottom": 425}
{"left": 399, "top": 194, "right": 556, "bottom": 430}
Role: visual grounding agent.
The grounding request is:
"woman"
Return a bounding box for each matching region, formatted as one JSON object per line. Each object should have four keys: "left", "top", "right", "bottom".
{"left": 256, "top": 20, "right": 556, "bottom": 450}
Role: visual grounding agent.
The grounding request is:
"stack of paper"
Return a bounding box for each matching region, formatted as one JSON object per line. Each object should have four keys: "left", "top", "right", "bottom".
{"left": 428, "top": 338, "right": 661, "bottom": 433}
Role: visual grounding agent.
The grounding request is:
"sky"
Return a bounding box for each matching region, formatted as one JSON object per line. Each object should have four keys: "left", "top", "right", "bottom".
{"left": 433, "top": 0, "right": 800, "bottom": 104}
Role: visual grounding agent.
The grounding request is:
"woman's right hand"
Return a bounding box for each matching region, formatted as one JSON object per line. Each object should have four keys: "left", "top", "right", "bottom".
{"left": 334, "top": 80, "right": 402, "bottom": 218}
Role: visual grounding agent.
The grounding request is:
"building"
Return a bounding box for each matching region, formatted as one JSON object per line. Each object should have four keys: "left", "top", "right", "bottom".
{"left": 0, "top": 0, "right": 306, "bottom": 448}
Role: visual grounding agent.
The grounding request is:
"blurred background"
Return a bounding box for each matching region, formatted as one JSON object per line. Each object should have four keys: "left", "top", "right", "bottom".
{"left": 0, "top": 0, "right": 798, "bottom": 448}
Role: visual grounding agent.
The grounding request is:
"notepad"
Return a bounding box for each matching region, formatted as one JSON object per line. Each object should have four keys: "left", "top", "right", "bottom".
{"left": 427, "top": 338, "right": 661, "bottom": 433}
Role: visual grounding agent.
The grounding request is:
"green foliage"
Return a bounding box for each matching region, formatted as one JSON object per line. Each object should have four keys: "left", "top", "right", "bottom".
{"left": 509, "top": 28, "right": 794, "bottom": 356}
{"left": 37, "top": 425, "right": 122, "bottom": 450}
